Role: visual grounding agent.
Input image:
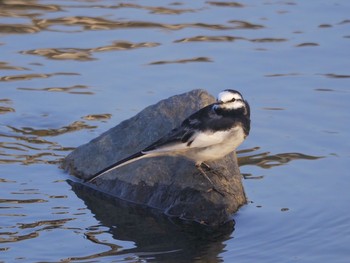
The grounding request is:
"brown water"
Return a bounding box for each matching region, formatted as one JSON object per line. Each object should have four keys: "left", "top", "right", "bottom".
{"left": 1, "top": 1, "right": 350, "bottom": 262}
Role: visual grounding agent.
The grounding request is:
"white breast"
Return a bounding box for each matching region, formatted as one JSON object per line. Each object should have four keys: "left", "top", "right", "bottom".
{"left": 183, "top": 126, "right": 246, "bottom": 163}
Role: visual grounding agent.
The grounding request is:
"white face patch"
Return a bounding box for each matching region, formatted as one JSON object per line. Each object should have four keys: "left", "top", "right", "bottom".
{"left": 220, "top": 100, "right": 245, "bottom": 110}
{"left": 217, "top": 90, "right": 243, "bottom": 103}
{"left": 216, "top": 90, "right": 245, "bottom": 110}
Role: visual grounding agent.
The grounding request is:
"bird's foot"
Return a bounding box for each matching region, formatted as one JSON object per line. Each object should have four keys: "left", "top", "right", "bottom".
{"left": 200, "top": 162, "right": 228, "bottom": 180}
{"left": 196, "top": 163, "right": 225, "bottom": 196}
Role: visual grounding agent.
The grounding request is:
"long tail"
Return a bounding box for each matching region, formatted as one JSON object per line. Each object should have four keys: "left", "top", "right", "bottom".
{"left": 86, "top": 151, "right": 146, "bottom": 183}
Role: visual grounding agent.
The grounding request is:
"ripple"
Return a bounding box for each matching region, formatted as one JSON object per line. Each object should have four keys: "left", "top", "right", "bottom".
{"left": 262, "top": 107, "right": 285, "bottom": 111}
{"left": 32, "top": 16, "right": 242, "bottom": 32}
{"left": 174, "top": 35, "right": 245, "bottom": 43}
{"left": 0, "top": 72, "right": 79, "bottom": 82}
{"left": 0, "top": 231, "right": 39, "bottom": 243}
{"left": 115, "top": 3, "right": 197, "bottom": 15}
{"left": 0, "top": 62, "right": 28, "bottom": 71}
{"left": 0, "top": 2, "right": 61, "bottom": 12}
{"left": 82, "top": 114, "right": 112, "bottom": 121}
{"left": 238, "top": 148, "right": 323, "bottom": 169}
{"left": 264, "top": 73, "right": 301, "bottom": 77}
{"left": 295, "top": 42, "right": 319, "bottom": 47}
{"left": 148, "top": 57, "right": 212, "bottom": 65}
{"left": 174, "top": 35, "right": 288, "bottom": 44}
{"left": 0, "top": 24, "right": 40, "bottom": 34}
{"left": 207, "top": 1, "right": 244, "bottom": 7}
{"left": 7, "top": 121, "right": 96, "bottom": 137}
{"left": 63, "top": 3, "right": 197, "bottom": 15}
{"left": 18, "top": 85, "right": 94, "bottom": 95}
{"left": 0, "top": 106, "right": 15, "bottom": 114}
{"left": 18, "top": 218, "right": 74, "bottom": 229}
{"left": 250, "top": 38, "right": 287, "bottom": 43}
{"left": 338, "top": 19, "right": 350, "bottom": 25}
{"left": 0, "top": 120, "right": 94, "bottom": 165}
{"left": 20, "top": 41, "right": 160, "bottom": 61}
{"left": 321, "top": 73, "right": 350, "bottom": 79}
{"left": 228, "top": 20, "right": 265, "bottom": 29}
{"left": 0, "top": 198, "right": 47, "bottom": 204}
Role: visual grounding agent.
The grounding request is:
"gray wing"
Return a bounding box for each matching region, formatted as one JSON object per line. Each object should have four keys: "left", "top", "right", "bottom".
{"left": 142, "top": 125, "right": 196, "bottom": 154}
{"left": 141, "top": 104, "right": 230, "bottom": 154}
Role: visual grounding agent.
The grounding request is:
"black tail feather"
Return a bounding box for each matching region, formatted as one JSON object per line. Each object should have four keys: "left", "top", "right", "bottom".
{"left": 86, "top": 151, "right": 145, "bottom": 183}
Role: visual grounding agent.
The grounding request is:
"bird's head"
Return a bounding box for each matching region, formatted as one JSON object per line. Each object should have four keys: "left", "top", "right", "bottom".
{"left": 215, "top": 89, "right": 248, "bottom": 112}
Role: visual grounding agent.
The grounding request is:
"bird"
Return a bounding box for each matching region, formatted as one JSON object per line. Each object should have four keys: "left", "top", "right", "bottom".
{"left": 86, "top": 89, "right": 250, "bottom": 190}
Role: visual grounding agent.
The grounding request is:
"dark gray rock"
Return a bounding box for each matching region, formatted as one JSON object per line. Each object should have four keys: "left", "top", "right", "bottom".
{"left": 62, "top": 89, "right": 247, "bottom": 226}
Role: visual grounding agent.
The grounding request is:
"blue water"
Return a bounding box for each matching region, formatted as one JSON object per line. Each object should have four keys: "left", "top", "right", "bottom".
{"left": 1, "top": 1, "right": 350, "bottom": 262}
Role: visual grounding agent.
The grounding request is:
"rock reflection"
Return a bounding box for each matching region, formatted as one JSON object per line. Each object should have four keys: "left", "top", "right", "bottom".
{"left": 237, "top": 147, "right": 323, "bottom": 169}
{"left": 68, "top": 181, "right": 233, "bottom": 262}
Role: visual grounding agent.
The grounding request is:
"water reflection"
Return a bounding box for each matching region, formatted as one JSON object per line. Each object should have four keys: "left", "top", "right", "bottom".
{"left": 207, "top": 2, "right": 244, "bottom": 8}
{"left": 0, "top": 72, "right": 79, "bottom": 82}
{"left": 32, "top": 16, "right": 239, "bottom": 32}
{"left": 237, "top": 147, "right": 323, "bottom": 169}
{"left": 148, "top": 56, "right": 212, "bottom": 65}
{"left": 0, "top": 121, "right": 96, "bottom": 165}
{"left": 18, "top": 85, "right": 94, "bottom": 95}
{"left": 69, "top": 181, "right": 233, "bottom": 262}
{"left": 0, "top": 99, "right": 15, "bottom": 114}
{"left": 322, "top": 73, "right": 350, "bottom": 79}
{"left": 82, "top": 114, "right": 112, "bottom": 121}
{"left": 0, "top": 62, "right": 28, "bottom": 71}
{"left": 20, "top": 41, "right": 160, "bottom": 61}
{"left": 7, "top": 121, "right": 96, "bottom": 137}
{"left": 174, "top": 35, "right": 287, "bottom": 44}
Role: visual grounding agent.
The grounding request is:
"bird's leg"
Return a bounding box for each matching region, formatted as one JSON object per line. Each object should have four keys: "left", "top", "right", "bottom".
{"left": 201, "top": 162, "right": 226, "bottom": 179}
{"left": 195, "top": 163, "right": 225, "bottom": 196}
{"left": 201, "top": 162, "right": 211, "bottom": 170}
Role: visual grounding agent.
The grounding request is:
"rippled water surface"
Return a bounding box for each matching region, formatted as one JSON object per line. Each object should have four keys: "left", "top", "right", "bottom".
{"left": 1, "top": 1, "right": 350, "bottom": 262}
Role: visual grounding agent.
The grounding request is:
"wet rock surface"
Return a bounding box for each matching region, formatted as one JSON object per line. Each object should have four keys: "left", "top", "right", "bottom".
{"left": 62, "top": 89, "right": 247, "bottom": 226}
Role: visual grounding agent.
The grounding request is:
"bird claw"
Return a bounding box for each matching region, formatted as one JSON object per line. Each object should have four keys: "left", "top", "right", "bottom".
{"left": 196, "top": 163, "right": 226, "bottom": 196}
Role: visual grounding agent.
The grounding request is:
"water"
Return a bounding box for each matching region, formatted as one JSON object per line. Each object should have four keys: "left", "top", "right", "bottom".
{"left": 1, "top": 0, "right": 350, "bottom": 262}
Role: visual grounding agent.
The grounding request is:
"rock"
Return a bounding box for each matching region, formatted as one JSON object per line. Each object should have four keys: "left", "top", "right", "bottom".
{"left": 62, "top": 89, "right": 247, "bottom": 226}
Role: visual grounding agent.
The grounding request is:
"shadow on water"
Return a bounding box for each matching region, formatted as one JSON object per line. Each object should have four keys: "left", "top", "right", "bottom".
{"left": 68, "top": 180, "right": 234, "bottom": 262}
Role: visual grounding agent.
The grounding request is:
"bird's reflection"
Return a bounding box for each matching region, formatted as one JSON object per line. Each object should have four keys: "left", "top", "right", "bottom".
{"left": 68, "top": 180, "right": 234, "bottom": 262}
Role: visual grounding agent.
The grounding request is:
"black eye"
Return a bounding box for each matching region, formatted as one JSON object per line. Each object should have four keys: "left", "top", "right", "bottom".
{"left": 230, "top": 98, "right": 236, "bottom": 102}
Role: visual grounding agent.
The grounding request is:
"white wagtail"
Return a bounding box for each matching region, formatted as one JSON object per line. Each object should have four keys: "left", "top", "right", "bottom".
{"left": 87, "top": 89, "right": 250, "bottom": 190}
